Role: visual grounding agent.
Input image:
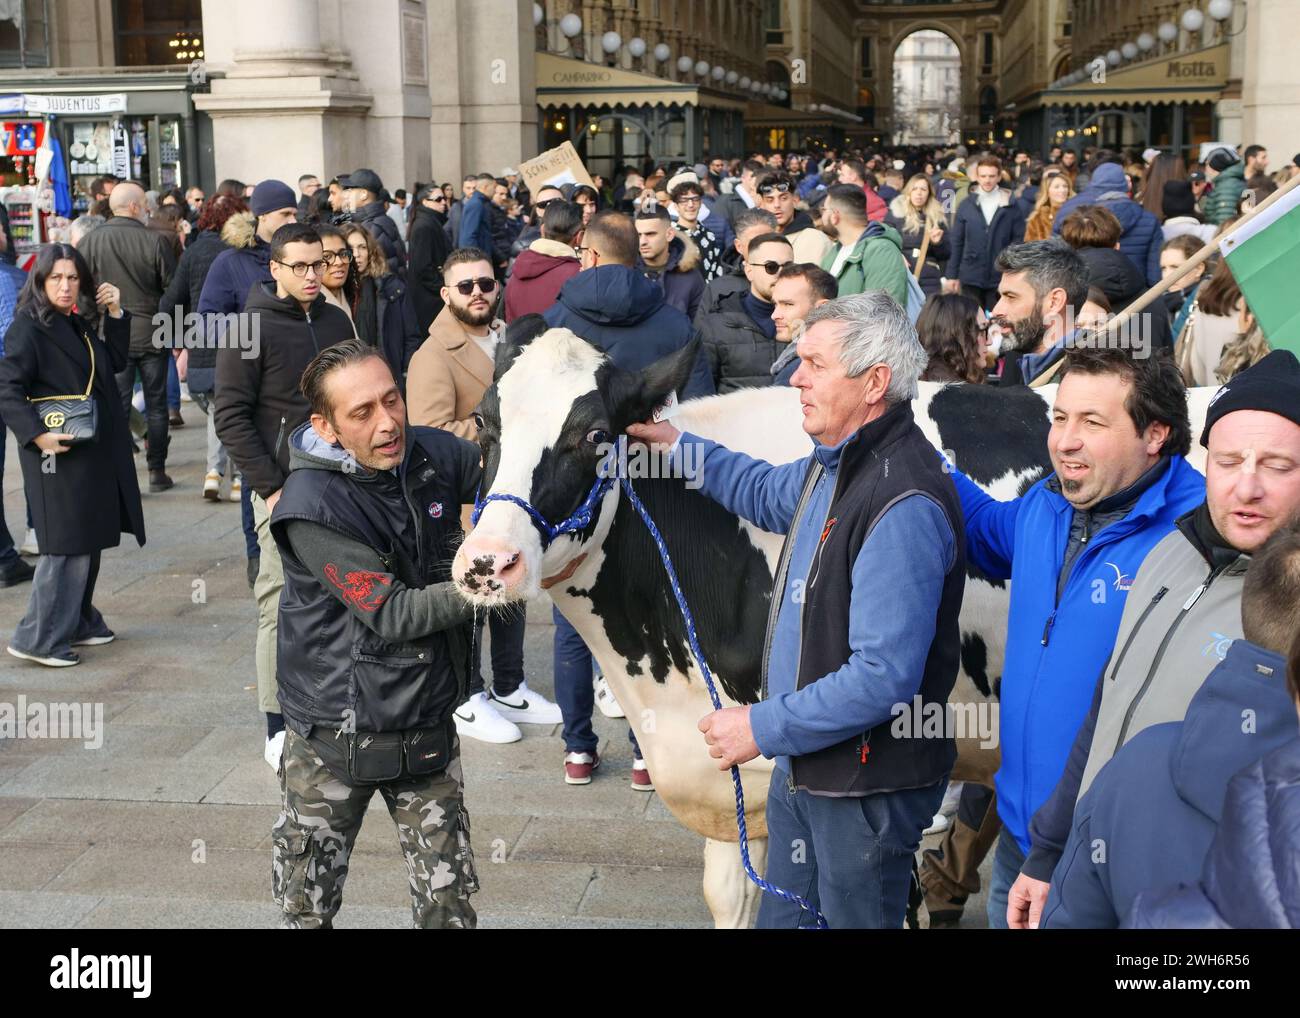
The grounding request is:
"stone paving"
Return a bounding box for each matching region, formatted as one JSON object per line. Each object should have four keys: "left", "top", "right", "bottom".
{"left": 0, "top": 413, "right": 988, "bottom": 928}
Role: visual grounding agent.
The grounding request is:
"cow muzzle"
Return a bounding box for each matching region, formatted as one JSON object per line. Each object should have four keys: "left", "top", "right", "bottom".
{"left": 453, "top": 534, "right": 529, "bottom": 602}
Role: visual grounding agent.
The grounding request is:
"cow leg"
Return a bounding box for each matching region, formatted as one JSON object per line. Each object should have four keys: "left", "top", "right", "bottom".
{"left": 702, "top": 836, "right": 767, "bottom": 929}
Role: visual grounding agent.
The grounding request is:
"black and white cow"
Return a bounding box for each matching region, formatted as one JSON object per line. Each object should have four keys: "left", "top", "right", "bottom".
{"left": 452, "top": 324, "right": 1215, "bottom": 927}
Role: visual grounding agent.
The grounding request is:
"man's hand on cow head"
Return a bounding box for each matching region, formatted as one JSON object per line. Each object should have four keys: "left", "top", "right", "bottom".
{"left": 626, "top": 420, "right": 680, "bottom": 450}
{"left": 698, "top": 706, "right": 760, "bottom": 770}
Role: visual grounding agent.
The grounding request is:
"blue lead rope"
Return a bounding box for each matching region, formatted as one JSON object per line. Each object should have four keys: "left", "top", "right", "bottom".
{"left": 475, "top": 471, "right": 829, "bottom": 928}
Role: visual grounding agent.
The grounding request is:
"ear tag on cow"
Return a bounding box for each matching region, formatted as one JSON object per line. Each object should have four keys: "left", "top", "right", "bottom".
{"left": 652, "top": 390, "right": 680, "bottom": 423}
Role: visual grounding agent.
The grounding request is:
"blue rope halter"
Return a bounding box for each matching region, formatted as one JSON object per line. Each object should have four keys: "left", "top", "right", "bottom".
{"left": 472, "top": 468, "right": 829, "bottom": 928}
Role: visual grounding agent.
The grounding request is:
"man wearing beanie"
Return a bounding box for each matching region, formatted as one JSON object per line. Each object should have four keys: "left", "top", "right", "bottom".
{"left": 199, "top": 183, "right": 306, "bottom": 769}
{"left": 1160, "top": 180, "right": 1216, "bottom": 244}
{"left": 1005, "top": 350, "right": 1300, "bottom": 929}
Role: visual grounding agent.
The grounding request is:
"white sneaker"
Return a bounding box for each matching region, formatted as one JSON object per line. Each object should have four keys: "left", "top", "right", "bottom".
{"left": 454, "top": 692, "right": 522, "bottom": 744}
{"left": 594, "top": 674, "right": 625, "bottom": 718}
{"left": 264, "top": 730, "right": 285, "bottom": 771}
{"left": 229, "top": 476, "right": 242, "bottom": 503}
{"left": 939, "top": 781, "right": 963, "bottom": 818}
{"left": 131, "top": 388, "right": 146, "bottom": 413}
{"left": 179, "top": 381, "right": 193, "bottom": 403}
{"left": 203, "top": 470, "right": 220, "bottom": 501}
{"left": 490, "top": 681, "right": 562, "bottom": 725}
{"left": 923, "top": 812, "right": 951, "bottom": 836}
{"left": 19, "top": 528, "right": 38, "bottom": 556}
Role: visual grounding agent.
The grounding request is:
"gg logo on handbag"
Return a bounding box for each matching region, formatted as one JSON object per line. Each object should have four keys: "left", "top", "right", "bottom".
{"left": 27, "top": 326, "right": 100, "bottom": 446}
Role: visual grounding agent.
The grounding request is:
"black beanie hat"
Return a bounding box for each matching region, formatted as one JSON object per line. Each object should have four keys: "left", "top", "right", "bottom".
{"left": 1206, "top": 148, "right": 1240, "bottom": 173}
{"left": 1201, "top": 349, "right": 1300, "bottom": 447}
{"left": 1162, "top": 179, "right": 1196, "bottom": 219}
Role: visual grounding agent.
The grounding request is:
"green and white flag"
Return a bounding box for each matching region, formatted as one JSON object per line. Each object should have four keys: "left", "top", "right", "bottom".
{"left": 1219, "top": 182, "right": 1300, "bottom": 355}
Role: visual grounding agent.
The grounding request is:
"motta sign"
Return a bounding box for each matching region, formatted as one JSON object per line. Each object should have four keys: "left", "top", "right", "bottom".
{"left": 22, "top": 92, "right": 127, "bottom": 114}
{"left": 1166, "top": 56, "right": 1221, "bottom": 81}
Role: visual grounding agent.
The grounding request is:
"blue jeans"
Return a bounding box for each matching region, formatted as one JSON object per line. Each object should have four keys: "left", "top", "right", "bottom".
{"left": 469, "top": 607, "right": 526, "bottom": 699}
{"left": 166, "top": 355, "right": 181, "bottom": 411}
{"left": 757, "top": 768, "right": 945, "bottom": 929}
{"left": 552, "top": 608, "right": 640, "bottom": 757}
{"left": 987, "top": 826, "right": 1026, "bottom": 929}
{"left": 240, "top": 481, "right": 258, "bottom": 559}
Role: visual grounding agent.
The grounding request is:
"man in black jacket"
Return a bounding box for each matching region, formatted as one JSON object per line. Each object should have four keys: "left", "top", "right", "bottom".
{"left": 341, "top": 168, "right": 406, "bottom": 271}
{"left": 269, "top": 338, "right": 481, "bottom": 929}
{"left": 79, "top": 181, "right": 178, "bottom": 491}
{"left": 214, "top": 223, "right": 355, "bottom": 770}
{"left": 697, "top": 231, "right": 792, "bottom": 392}
{"left": 944, "top": 155, "right": 1025, "bottom": 311}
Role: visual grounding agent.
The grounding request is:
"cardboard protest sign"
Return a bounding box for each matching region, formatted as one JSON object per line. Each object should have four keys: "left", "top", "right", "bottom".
{"left": 519, "top": 141, "right": 596, "bottom": 194}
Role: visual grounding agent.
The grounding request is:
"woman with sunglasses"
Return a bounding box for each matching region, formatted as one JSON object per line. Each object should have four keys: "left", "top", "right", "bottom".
{"left": 406, "top": 183, "right": 453, "bottom": 336}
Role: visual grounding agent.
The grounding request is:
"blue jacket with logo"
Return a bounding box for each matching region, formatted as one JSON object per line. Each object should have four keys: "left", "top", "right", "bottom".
{"left": 953, "top": 454, "right": 1205, "bottom": 852}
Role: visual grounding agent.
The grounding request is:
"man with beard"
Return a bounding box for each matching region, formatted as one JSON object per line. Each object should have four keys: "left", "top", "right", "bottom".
{"left": 405, "top": 248, "right": 563, "bottom": 745}
{"left": 919, "top": 345, "right": 1204, "bottom": 928}
{"left": 989, "top": 239, "right": 1090, "bottom": 388}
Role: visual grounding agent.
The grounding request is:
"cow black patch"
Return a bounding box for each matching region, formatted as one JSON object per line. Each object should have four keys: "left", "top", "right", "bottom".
{"left": 959, "top": 631, "right": 993, "bottom": 699}
{"left": 566, "top": 474, "right": 772, "bottom": 706}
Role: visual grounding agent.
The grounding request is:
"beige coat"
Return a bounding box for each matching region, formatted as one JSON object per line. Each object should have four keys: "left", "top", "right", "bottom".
{"left": 405, "top": 305, "right": 500, "bottom": 439}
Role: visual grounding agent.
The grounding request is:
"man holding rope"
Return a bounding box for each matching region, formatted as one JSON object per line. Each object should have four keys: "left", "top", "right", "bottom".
{"left": 628, "top": 291, "right": 967, "bottom": 929}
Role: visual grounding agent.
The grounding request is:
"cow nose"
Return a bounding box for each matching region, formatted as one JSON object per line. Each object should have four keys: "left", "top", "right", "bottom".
{"left": 455, "top": 534, "right": 528, "bottom": 596}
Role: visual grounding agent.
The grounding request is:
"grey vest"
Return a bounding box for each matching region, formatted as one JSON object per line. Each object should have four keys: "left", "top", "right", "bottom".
{"left": 1080, "top": 524, "right": 1249, "bottom": 796}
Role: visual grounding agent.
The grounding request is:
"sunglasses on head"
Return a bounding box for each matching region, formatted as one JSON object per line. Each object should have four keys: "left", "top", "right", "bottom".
{"left": 451, "top": 277, "right": 497, "bottom": 296}
{"left": 748, "top": 259, "right": 791, "bottom": 275}
{"left": 758, "top": 181, "right": 793, "bottom": 196}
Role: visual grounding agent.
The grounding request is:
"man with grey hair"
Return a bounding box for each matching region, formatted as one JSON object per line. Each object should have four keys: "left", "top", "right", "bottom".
{"left": 69, "top": 214, "right": 106, "bottom": 248}
{"left": 628, "top": 291, "right": 967, "bottom": 928}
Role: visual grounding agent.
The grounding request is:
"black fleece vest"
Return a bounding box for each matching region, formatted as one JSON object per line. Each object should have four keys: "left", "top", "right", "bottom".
{"left": 271, "top": 430, "right": 473, "bottom": 738}
{"left": 786, "top": 402, "right": 967, "bottom": 796}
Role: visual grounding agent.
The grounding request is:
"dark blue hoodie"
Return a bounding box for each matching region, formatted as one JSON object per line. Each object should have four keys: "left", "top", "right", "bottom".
{"left": 1042, "top": 639, "right": 1299, "bottom": 928}
{"left": 543, "top": 264, "right": 714, "bottom": 399}
{"left": 1052, "top": 163, "right": 1163, "bottom": 286}
{"left": 1125, "top": 737, "right": 1300, "bottom": 929}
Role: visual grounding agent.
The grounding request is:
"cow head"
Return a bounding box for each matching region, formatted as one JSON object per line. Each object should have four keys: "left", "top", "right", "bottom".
{"left": 454, "top": 317, "right": 699, "bottom": 605}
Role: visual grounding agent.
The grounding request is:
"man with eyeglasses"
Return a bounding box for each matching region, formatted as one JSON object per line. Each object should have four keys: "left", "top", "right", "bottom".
{"left": 214, "top": 222, "right": 356, "bottom": 771}
{"left": 696, "top": 231, "right": 793, "bottom": 393}
{"left": 407, "top": 248, "right": 563, "bottom": 744}
{"left": 756, "top": 170, "right": 832, "bottom": 266}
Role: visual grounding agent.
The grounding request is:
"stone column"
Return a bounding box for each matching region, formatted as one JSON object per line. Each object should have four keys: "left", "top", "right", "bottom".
{"left": 428, "top": 0, "right": 536, "bottom": 186}
{"left": 1241, "top": 0, "right": 1298, "bottom": 156}
{"left": 193, "top": 0, "right": 372, "bottom": 189}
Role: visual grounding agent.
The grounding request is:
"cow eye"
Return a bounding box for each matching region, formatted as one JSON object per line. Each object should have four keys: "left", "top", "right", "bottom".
{"left": 585, "top": 429, "right": 611, "bottom": 446}
{"left": 472, "top": 412, "right": 486, "bottom": 431}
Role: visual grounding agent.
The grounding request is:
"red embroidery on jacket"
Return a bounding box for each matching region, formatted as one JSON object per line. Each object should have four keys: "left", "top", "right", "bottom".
{"left": 324, "top": 563, "right": 391, "bottom": 612}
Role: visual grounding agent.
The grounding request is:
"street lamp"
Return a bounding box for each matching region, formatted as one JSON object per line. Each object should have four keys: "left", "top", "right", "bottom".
{"left": 677, "top": 55, "right": 694, "bottom": 73}
{"left": 1181, "top": 8, "right": 1205, "bottom": 33}
{"left": 1106, "top": 49, "right": 1122, "bottom": 66}
{"left": 1208, "top": 0, "right": 1234, "bottom": 19}
{"left": 653, "top": 43, "right": 670, "bottom": 62}
{"left": 628, "top": 37, "right": 646, "bottom": 58}
{"left": 712, "top": 65, "right": 725, "bottom": 81}
{"left": 1121, "top": 41, "right": 1138, "bottom": 60}
{"left": 738, "top": 75, "right": 751, "bottom": 89}
{"left": 601, "top": 31, "right": 622, "bottom": 54}
{"left": 725, "top": 70, "right": 738, "bottom": 85}
{"left": 559, "top": 13, "right": 582, "bottom": 38}
{"left": 694, "top": 60, "right": 710, "bottom": 76}
{"left": 1157, "top": 21, "right": 1179, "bottom": 42}
{"left": 533, "top": 3, "right": 543, "bottom": 27}
{"left": 1137, "top": 32, "right": 1155, "bottom": 51}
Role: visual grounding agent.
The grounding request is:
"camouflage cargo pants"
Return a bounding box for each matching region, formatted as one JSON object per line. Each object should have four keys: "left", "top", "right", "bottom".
{"left": 272, "top": 728, "right": 479, "bottom": 929}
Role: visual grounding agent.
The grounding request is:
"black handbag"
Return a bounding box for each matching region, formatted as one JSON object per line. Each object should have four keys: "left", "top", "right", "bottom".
{"left": 27, "top": 325, "right": 99, "bottom": 445}
{"left": 308, "top": 721, "right": 453, "bottom": 786}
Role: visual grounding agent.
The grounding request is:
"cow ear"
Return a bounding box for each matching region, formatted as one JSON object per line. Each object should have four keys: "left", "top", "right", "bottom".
{"left": 608, "top": 338, "right": 702, "bottom": 433}
{"left": 494, "top": 313, "right": 548, "bottom": 381}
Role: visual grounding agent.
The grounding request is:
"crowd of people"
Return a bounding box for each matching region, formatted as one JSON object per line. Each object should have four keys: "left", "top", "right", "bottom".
{"left": 0, "top": 133, "right": 1296, "bottom": 929}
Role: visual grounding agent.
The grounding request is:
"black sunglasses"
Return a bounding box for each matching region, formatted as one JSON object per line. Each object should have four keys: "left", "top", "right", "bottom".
{"left": 533, "top": 198, "right": 559, "bottom": 211}
{"left": 748, "top": 259, "right": 791, "bottom": 275}
{"left": 451, "top": 277, "right": 497, "bottom": 296}
{"left": 758, "top": 181, "right": 793, "bottom": 196}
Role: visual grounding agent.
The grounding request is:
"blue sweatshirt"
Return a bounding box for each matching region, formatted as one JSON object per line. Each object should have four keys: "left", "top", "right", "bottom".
{"left": 678, "top": 430, "right": 955, "bottom": 773}
{"left": 952, "top": 454, "right": 1206, "bottom": 852}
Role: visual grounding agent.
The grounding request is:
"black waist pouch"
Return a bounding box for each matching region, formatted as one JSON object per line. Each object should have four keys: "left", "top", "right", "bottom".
{"left": 308, "top": 721, "right": 452, "bottom": 786}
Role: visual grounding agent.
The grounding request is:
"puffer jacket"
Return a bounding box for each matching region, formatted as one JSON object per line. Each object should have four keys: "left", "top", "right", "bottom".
{"left": 697, "top": 287, "right": 781, "bottom": 393}
{"left": 504, "top": 237, "right": 580, "bottom": 321}
{"left": 1052, "top": 164, "right": 1163, "bottom": 285}
{"left": 352, "top": 199, "right": 406, "bottom": 270}
{"left": 1201, "top": 162, "right": 1247, "bottom": 226}
{"left": 637, "top": 233, "right": 706, "bottom": 321}
{"left": 1126, "top": 737, "right": 1300, "bottom": 928}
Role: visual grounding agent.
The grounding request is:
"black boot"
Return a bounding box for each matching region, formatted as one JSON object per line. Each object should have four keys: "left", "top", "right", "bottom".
{"left": 0, "top": 557, "right": 35, "bottom": 587}
{"left": 149, "top": 470, "right": 174, "bottom": 492}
